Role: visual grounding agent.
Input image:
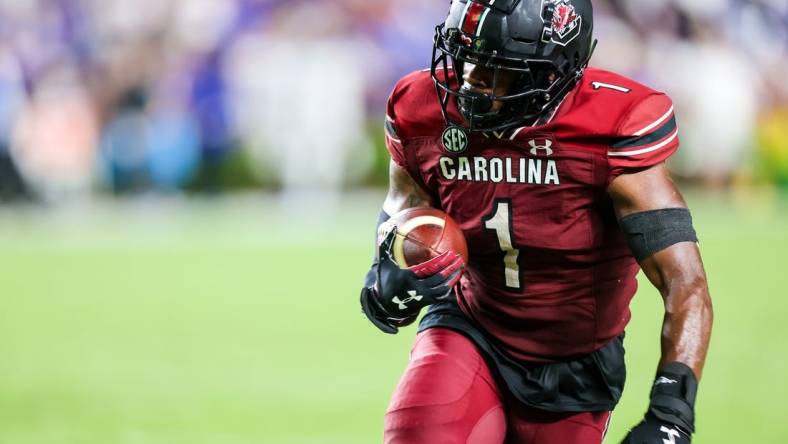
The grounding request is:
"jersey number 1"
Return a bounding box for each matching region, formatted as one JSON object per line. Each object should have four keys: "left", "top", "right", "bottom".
{"left": 483, "top": 200, "right": 521, "bottom": 289}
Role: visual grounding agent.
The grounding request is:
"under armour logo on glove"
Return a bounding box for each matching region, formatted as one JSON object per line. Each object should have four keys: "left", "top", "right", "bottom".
{"left": 661, "top": 426, "right": 681, "bottom": 444}
{"left": 621, "top": 415, "right": 691, "bottom": 444}
{"left": 655, "top": 376, "right": 678, "bottom": 386}
{"left": 392, "top": 291, "right": 424, "bottom": 310}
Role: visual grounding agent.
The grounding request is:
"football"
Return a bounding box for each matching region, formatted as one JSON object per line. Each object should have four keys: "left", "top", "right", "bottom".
{"left": 379, "top": 207, "right": 469, "bottom": 268}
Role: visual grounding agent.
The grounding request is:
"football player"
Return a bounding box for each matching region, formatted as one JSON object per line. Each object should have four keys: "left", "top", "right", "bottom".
{"left": 359, "top": 1, "right": 713, "bottom": 443}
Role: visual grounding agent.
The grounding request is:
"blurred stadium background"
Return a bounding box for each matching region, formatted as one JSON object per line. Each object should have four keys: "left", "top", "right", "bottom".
{"left": 0, "top": 0, "right": 787, "bottom": 442}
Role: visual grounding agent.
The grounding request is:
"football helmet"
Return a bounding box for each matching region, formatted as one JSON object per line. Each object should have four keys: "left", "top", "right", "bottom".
{"left": 431, "top": 0, "right": 596, "bottom": 132}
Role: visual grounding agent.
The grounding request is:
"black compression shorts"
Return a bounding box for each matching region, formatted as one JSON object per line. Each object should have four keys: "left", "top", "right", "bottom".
{"left": 418, "top": 300, "right": 627, "bottom": 413}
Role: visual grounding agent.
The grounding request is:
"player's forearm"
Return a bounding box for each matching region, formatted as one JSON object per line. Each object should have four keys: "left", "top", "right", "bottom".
{"left": 383, "top": 161, "right": 433, "bottom": 215}
{"left": 658, "top": 276, "right": 713, "bottom": 379}
{"left": 383, "top": 192, "right": 431, "bottom": 216}
{"left": 366, "top": 162, "right": 432, "bottom": 287}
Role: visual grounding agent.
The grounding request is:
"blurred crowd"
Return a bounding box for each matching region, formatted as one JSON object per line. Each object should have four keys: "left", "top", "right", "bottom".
{"left": 0, "top": 0, "right": 786, "bottom": 203}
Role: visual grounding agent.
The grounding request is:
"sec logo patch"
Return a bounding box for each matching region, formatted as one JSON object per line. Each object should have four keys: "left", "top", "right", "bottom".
{"left": 442, "top": 126, "right": 468, "bottom": 153}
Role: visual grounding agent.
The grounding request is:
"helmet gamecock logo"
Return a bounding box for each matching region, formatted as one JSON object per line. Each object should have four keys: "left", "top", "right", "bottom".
{"left": 544, "top": 0, "right": 582, "bottom": 46}
{"left": 552, "top": 2, "right": 578, "bottom": 37}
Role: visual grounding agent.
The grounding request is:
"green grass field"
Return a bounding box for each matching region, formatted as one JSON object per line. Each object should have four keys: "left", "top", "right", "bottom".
{"left": 1, "top": 191, "right": 787, "bottom": 443}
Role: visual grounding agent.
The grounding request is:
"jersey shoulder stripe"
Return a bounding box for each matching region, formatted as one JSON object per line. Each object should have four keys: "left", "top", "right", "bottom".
{"left": 608, "top": 97, "right": 678, "bottom": 158}
{"left": 611, "top": 115, "right": 677, "bottom": 150}
{"left": 632, "top": 105, "right": 675, "bottom": 136}
{"left": 607, "top": 130, "right": 678, "bottom": 157}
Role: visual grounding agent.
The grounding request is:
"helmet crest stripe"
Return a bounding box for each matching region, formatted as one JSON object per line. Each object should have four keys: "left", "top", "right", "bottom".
{"left": 461, "top": 2, "right": 487, "bottom": 35}
{"left": 458, "top": 0, "right": 474, "bottom": 31}
{"left": 476, "top": 6, "right": 493, "bottom": 36}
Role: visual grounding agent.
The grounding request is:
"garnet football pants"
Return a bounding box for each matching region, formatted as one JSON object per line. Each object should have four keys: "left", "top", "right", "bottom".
{"left": 384, "top": 328, "right": 612, "bottom": 444}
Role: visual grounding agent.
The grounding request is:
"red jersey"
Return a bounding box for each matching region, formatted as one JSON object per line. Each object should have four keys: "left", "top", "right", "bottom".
{"left": 385, "top": 67, "right": 680, "bottom": 363}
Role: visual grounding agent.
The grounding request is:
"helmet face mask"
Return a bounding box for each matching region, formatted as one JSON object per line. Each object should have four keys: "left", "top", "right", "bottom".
{"left": 431, "top": 0, "right": 596, "bottom": 133}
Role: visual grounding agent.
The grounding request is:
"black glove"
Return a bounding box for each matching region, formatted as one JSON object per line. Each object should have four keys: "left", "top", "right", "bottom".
{"left": 621, "top": 362, "right": 698, "bottom": 444}
{"left": 621, "top": 413, "right": 691, "bottom": 444}
{"left": 360, "top": 226, "right": 464, "bottom": 334}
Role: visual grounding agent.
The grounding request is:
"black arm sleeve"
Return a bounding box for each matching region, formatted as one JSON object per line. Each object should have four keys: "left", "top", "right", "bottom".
{"left": 618, "top": 208, "right": 698, "bottom": 262}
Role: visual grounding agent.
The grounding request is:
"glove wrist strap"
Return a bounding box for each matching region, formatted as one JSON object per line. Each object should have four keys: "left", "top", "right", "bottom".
{"left": 648, "top": 362, "right": 698, "bottom": 433}
{"left": 364, "top": 210, "right": 391, "bottom": 288}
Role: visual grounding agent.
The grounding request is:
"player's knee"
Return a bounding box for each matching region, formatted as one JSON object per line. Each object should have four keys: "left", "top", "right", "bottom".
{"left": 388, "top": 329, "right": 489, "bottom": 412}
{"left": 384, "top": 328, "right": 505, "bottom": 443}
{"left": 466, "top": 405, "right": 506, "bottom": 444}
{"left": 384, "top": 404, "right": 505, "bottom": 444}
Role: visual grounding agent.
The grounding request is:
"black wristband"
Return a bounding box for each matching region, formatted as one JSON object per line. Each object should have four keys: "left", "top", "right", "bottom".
{"left": 649, "top": 362, "right": 698, "bottom": 433}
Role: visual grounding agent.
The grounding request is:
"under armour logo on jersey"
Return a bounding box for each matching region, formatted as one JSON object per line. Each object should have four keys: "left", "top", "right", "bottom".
{"left": 660, "top": 425, "right": 681, "bottom": 444}
{"left": 529, "top": 139, "right": 554, "bottom": 156}
{"left": 392, "top": 291, "right": 423, "bottom": 310}
{"left": 655, "top": 376, "right": 678, "bottom": 386}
